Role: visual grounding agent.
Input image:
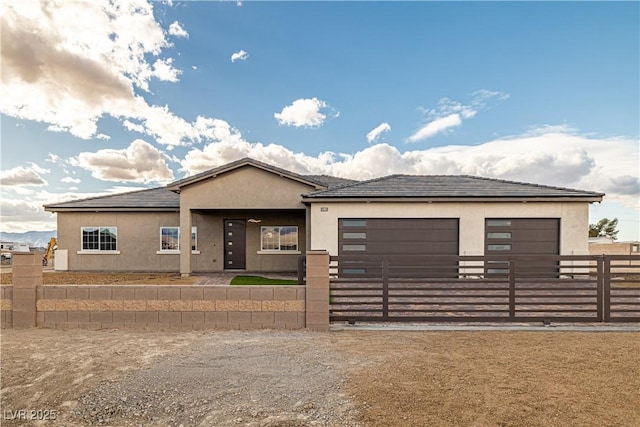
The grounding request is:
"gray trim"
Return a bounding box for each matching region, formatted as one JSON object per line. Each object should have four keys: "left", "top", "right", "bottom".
{"left": 303, "top": 197, "right": 603, "bottom": 203}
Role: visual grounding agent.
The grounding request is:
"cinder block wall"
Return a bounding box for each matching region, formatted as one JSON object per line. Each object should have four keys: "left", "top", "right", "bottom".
{"left": 35, "top": 285, "right": 306, "bottom": 330}
{"left": 1, "top": 285, "right": 12, "bottom": 328}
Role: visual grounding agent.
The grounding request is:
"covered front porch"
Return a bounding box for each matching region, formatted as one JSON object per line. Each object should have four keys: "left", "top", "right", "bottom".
{"left": 179, "top": 208, "right": 308, "bottom": 276}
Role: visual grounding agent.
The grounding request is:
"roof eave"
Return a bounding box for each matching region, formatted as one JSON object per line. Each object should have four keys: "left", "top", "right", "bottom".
{"left": 302, "top": 196, "right": 604, "bottom": 203}
{"left": 44, "top": 207, "right": 180, "bottom": 213}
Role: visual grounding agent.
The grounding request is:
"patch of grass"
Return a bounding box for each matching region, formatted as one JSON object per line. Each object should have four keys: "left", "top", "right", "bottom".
{"left": 230, "top": 275, "right": 298, "bottom": 286}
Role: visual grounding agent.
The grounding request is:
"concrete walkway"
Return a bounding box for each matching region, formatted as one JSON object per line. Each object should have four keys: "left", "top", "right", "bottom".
{"left": 194, "top": 272, "right": 298, "bottom": 286}
{"left": 331, "top": 322, "right": 640, "bottom": 332}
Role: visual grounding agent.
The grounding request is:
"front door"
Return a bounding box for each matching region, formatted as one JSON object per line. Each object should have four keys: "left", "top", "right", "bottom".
{"left": 224, "top": 219, "right": 246, "bottom": 270}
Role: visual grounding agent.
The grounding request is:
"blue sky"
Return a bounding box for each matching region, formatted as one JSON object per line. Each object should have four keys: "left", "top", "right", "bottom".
{"left": 1, "top": 0, "right": 638, "bottom": 240}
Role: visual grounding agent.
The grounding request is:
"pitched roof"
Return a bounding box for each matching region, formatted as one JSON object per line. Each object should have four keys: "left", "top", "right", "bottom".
{"left": 44, "top": 187, "right": 179, "bottom": 212}
{"left": 44, "top": 162, "right": 604, "bottom": 212}
{"left": 43, "top": 159, "right": 356, "bottom": 212}
{"left": 303, "top": 175, "right": 604, "bottom": 201}
{"left": 303, "top": 175, "right": 358, "bottom": 188}
{"left": 167, "top": 157, "right": 330, "bottom": 191}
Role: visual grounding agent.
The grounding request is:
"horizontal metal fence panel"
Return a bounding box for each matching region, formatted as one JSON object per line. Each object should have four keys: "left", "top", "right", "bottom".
{"left": 326, "top": 254, "right": 640, "bottom": 323}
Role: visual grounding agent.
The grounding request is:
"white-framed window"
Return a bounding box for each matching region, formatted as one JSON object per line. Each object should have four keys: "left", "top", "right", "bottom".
{"left": 191, "top": 227, "right": 197, "bottom": 251}
{"left": 260, "top": 226, "right": 298, "bottom": 251}
{"left": 161, "top": 227, "right": 180, "bottom": 251}
{"left": 81, "top": 227, "right": 117, "bottom": 251}
{"left": 159, "top": 227, "right": 197, "bottom": 252}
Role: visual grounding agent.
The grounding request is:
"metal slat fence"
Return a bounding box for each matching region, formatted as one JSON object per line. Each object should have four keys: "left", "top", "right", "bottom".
{"left": 322, "top": 255, "right": 640, "bottom": 323}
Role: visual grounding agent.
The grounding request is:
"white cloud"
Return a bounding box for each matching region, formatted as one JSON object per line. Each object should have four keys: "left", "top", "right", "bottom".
{"left": 407, "top": 114, "right": 462, "bottom": 142}
{"left": 366, "top": 122, "right": 391, "bottom": 143}
{"left": 180, "top": 126, "right": 638, "bottom": 211}
{"left": 408, "top": 90, "right": 509, "bottom": 142}
{"left": 0, "top": 0, "right": 207, "bottom": 147}
{"left": 0, "top": 198, "right": 55, "bottom": 232}
{"left": 168, "top": 21, "right": 189, "bottom": 38}
{"left": 71, "top": 139, "right": 174, "bottom": 184}
{"left": 0, "top": 165, "right": 48, "bottom": 186}
{"left": 152, "top": 58, "right": 181, "bottom": 82}
{"left": 274, "top": 98, "right": 332, "bottom": 128}
{"left": 0, "top": 186, "right": 148, "bottom": 232}
{"left": 230, "top": 50, "right": 249, "bottom": 62}
{"left": 60, "top": 177, "right": 81, "bottom": 184}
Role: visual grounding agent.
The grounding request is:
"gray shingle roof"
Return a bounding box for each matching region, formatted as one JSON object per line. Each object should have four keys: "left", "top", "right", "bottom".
{"left": 303, "top": 175, "right": 358, "bottom": 188}
{"left": 167, "top": 157, "right": 331, "bottom": 190}
{"left": 44, "top": 187, "right": 179, "bottom": 211}
{"left": 303, "top": 175, "right": 604, "bottom": 200}
{"left": 44, "top": 165, "right": 604, "bottom": 212}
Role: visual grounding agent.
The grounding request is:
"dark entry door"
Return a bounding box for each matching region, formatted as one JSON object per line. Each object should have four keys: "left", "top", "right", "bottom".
{"left": 224, "top": 219, "right": 246, "bottom": 270}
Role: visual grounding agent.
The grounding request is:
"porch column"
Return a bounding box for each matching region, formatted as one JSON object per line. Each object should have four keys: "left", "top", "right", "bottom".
{"left": 305, "top": 204, "right": 311, "bottom": 252}
{"left": 180, "top": 208, "right": 192, "bottom": 277}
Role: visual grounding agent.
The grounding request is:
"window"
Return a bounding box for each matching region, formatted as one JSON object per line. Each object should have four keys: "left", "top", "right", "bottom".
{"left": 342, "top": 232, "right": 367, "bottom": 239}
{"left": 160, "top": 227, "right": 197, "bottom": 252}
{"left": 487, "top": 220, "right": 512, "bottom": 227}
{"left": 161, "top": 227, "right": 180, "bottom": 251}
{"left": 261, "top": 226, "right": 298, "bottom": 251}
{"left": 191, "top": 228, "right": 197, "bottom": 251}
{"left": 342, "top": 219, "right": 367, "bottom": 227}
{"left": 487, "top": 244, "right": 511, "bottom": 251}
{"left": 82, "top": 227, "right": 117, "bottom": 251}
{"left": 342, "top": 244, "right": 366, "bottom": 251}
{"left": 487, "top": 232, "right": 512, "bottom": 239}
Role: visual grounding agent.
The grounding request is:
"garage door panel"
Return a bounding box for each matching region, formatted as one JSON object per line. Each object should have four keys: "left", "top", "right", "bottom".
{"left": 362, "top": 241, "right": 459, "bottom": 255}
{"left": 511, "top": 242, "right": 560, "bottom": 254}
{"left": 339, "top": 218, "right": 459, "bottom": 277}
{"left": 509, "top": 219, "right": 559, "bottom": 230}
{"left": 360, "top": 218, "right": 458, "bottom": 230}
{"left": 348, "top": 229, "right": 459, "bottom": 242}
{"left": 485, "top": 218, "right": 559, "bottom": 277}
{"left": 512, "top": 229, "right": 560, "bottom": 242}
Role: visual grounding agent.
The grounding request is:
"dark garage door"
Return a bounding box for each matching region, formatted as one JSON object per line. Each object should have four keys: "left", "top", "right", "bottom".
{"left": 485, "top": 218, "right": 559, "bottom": 276}
{"left": 338, "top": 218, "right": 459, "bottom": 277}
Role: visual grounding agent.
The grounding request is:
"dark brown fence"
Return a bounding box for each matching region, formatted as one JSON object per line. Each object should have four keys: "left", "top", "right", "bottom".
{"left": 327, "top": 255, "right": 640, "bottom": 323}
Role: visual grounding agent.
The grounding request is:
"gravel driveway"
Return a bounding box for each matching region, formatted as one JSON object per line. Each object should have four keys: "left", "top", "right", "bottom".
{"left": 74, "top": 332, "right": 359, "bottom": 426}
{"left": 1, "top": 329, "right": 361, "bottom": 427}
{"left": 2, "top": 328, "right": 638, "bottom": 427}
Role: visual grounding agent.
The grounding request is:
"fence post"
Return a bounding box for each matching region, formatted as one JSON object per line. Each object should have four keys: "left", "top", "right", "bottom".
{"left": 305, "top": 250, "right": 330, "bottom": 331}
{"left": 12, "top": 253, "right": 41, "bottom": 328}
{"left": 508, "top": 259, "right": 516, "bottom": 319}
{"left": 596, "top": 256, "right": 604, "bottom": 322}
{"left": 603, "top": 256, "right": 611, "bottom": 322}
{"left": 297, "top": 255, "right": 306, "bottom": 285}
{"left": 382, "top": 258, "right": 389, "bottom": 320}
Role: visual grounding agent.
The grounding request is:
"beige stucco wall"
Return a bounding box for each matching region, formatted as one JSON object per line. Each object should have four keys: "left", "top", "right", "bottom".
{"left": 179, "top": 165, "right": 315, "bottom": 274}
{"left": 179, "top": 166, "right": 316, "bottom": 210}
{"left": 186, "top": 210, "right": 306, "bottom": 272}
{"left": 308, "top": 201, "right": 591, "bottom": 256}
{"left": 57, "top": 212, "right": 182, "bottom": 271}
{"left": 56, "top": 210, "right": 305, "bottom": 272}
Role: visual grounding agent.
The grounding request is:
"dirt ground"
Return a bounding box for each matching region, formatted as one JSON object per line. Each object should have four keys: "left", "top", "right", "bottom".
{"left": 1, "top": 329, "right": 638, "bottom": 426}
{"left": 0, "top": 272, "right": 198, "bottom": 286}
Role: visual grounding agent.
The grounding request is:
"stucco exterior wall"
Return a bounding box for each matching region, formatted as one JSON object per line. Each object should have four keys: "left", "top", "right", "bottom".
{"left": 178, "top": 165, "right": 315, "bottom": 274}
{"left": 186, "top": 210, "right": 306, "bottom": 272}
{"left": 179, "top": 166, "right": 315, "bottom": 210}
{"left": 57, "top": 212, "right": 184, "bottom": 271}
{"left": 55, "top": 210, "right": 305, "bottom": 272}
{"left": 308, "top": 201, "right": 590, "bottom": 256}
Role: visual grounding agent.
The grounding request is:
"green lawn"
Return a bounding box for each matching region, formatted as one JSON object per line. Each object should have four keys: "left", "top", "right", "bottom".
{"left": 230, "top": 275, "right": 299, "bottom": 286}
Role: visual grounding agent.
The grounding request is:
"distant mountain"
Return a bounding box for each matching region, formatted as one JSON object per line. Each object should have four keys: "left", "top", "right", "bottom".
{"left": 0, "top": 231, "right": 56, "bottom": 248}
